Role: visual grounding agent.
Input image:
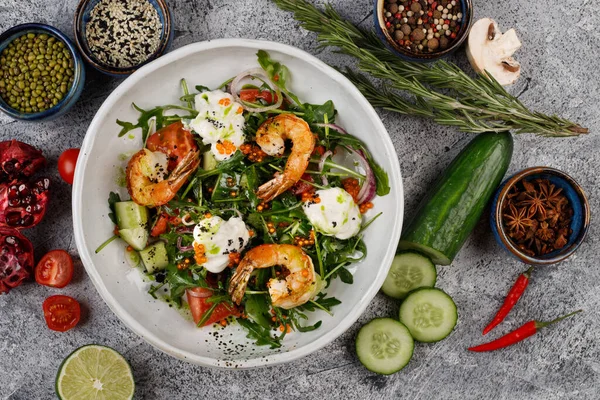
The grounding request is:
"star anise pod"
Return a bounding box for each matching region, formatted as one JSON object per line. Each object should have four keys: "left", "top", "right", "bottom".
{"left": 535, "top": 221, "right": 555, "bottom": 242}
{"left": 539, "top": 181, "right": 564, "bottom": 206}
{"left": 503, "top": 203, "right": 535, "bottom": 235}
{"left": 518, "top": 191, "right": 547, "bottom": 220}
{"left": 522, "top": 180, "right": 536, "bottom": 193}
{"left": 554, "top": 234, "right": 568, "bottom": 250}
{"left": 545, "top": 208, "right": 560, "bottom": 228}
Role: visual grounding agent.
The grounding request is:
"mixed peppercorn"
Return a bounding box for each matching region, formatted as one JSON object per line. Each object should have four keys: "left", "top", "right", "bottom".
{"left": 383, "top": 0, "right": 464, "bottom": 53}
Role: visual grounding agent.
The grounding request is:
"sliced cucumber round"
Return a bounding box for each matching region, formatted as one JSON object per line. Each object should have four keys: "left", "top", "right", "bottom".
{"left": 399, "top": 288, "right": 457, "bottom": 343}
{"left": 356, "top": 318, "right": 414, "bottom": 375}
{"left": 118, "top": 228, "right": 149, "bottom": 251}
{"left": 381, "top": 252, "right": 437, "bottom": 299}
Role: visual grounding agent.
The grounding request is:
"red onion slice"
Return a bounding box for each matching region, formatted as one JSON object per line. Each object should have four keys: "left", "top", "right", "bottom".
{"left": 177, "top": 236, "right": 194, "bottom": 252}
{"left": 316, "top": 123, "right": 348, "bottom": 135}
{"left": 231, "top": 68, "right": 282, "bottom": 113}
{"left": 353, "top": 148, "right": 377, "bottom": 204}
{"left": 318, "top": 150, "right": 333, "bottom": 186}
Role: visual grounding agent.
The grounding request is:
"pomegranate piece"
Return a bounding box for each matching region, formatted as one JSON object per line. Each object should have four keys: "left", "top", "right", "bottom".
{"left": 0, "top": 177, "right": 50, "bottom": 229}
{"left": 0, "top": 226, "right": 34, "bottom": 294}
{"left": 0, "top": 140, "right": 46, "bottom": 183}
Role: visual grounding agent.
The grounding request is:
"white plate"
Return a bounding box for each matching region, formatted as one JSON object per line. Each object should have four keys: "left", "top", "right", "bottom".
{"left": 72, "top": 39, "right": 404, "bottom": 369}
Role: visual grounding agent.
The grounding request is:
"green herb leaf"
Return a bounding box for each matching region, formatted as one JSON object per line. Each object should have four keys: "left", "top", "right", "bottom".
{"left": 256, "top": 50, "right": 303, "bottom": 108}
{"left": 238, "top": 318, "right": 282, "bottom": 348}
{"left": 107, "top": 191, "right": 122, "bottom": 225}
{"left": 244, "top": 294, "right": 273, "bottom": 330}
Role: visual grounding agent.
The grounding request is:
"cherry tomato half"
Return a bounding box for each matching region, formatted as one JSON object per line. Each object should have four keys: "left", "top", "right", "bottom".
{"left": 35, "top": 250, "right": 74, "bottom": 288}
{"left": 42, "top": 295, "right": 81, "bottom": 332}
{"left": 187, "top": 288, "right": 241, "bottom": 327}
{"left": 58, "top": 148, "right": 80, "bottom": 185}
{"left": 238, "top": 88, "right": 277, "bottom": 104}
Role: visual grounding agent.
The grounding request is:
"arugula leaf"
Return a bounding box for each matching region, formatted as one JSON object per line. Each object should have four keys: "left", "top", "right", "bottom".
{"left": 337, "top": 267, "right": 354, "bottom": 284}
{"left": 164, "top": 263, "right": 209, "bottom": 306}
{"left": 256, "top": 50, "right": 303, "bottom": 108}
{"left": 244, "top": 294, "right": 272, "bottom": 330}
{"left": 107, "top": 192, "right": 122, "bottom": 225}
{"left": 237, "top": 318, "right": 282, "bottom": 348}
{"left": 302, "top": 100, "right": 336, "bottom": 123}
{"left": 195, "top": 150, "right": 246, "bottom": 180}
{"left": 116, "top": 103, "right": 198, "bottom": 142}
{"left": 296, "top": 293, "right": 342, "bottom": 313}
{"left": 195, "top": 85, "right": 210, "bottom": 92}
{"left": 287, "top": 309, "right": 323, "bottom": 332}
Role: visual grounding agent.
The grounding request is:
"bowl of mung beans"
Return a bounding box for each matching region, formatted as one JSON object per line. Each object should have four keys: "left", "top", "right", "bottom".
{"left": 374, "top": 0, "right": 473, "bottom": 62}
{"left": 0, "top": 23, "right": 85, "bottom": 121}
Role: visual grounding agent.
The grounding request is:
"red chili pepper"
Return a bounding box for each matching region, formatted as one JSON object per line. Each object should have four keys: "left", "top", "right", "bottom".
{"left": 483, "top": 266, "right": 534, "bottom": 335}
{"left": 469, "top": 310, "right": 582, "bottom": 352}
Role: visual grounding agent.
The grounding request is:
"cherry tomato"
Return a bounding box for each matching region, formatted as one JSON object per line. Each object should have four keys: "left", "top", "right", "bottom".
{"left": 58, "top": 148, "right": 80, "bottom": 185}
{"left": 146, "top": 122, "right": 198, "bottom": 171}
{"left": 238, "top": 88, "right": 277, "bottom": 104}
{"left": 187, "top": 288, "right": 241, "bottom": 327}
{"left": 35, "top": 250, "right": 74, "bottom": 288}
{"left": 150, "top": 212, "right": 181, "bottom": 237}
{"left": 311, "top": 145, "right": 326, "bottom": 157}
{"left": 42, "top": 295, "right": 81, "bottom": 332}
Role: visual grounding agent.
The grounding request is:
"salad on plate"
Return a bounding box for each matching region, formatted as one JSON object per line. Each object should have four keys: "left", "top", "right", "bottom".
{"left": 97, "top": 50, "right": 390, "bottom": 348}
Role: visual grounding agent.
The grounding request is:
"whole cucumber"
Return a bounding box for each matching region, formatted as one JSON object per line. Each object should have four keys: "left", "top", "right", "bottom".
{"left": 398, "top": 132, "right": 513, "bottom": 265}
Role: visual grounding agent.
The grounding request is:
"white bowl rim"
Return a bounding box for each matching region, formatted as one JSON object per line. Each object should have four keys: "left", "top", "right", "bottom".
{"left": 72, "top": 38, "right": 404, "bottom": 369}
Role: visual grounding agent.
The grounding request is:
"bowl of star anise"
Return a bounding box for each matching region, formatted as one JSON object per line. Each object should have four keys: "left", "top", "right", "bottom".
{"left": 491, "top": 167, "right": 590, "bottom": 265}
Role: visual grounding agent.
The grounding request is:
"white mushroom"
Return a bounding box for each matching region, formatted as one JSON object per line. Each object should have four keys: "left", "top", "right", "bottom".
{"left": 466, "top": 18, "right": 522, "bottom": 86}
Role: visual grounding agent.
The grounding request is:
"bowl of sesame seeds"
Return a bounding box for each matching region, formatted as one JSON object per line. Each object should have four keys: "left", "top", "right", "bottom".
{"left": 374, "top": 0, "right": 473, "bottom": 62}
{"left": 74, "top": 0, "right": 173, "bottom": 76}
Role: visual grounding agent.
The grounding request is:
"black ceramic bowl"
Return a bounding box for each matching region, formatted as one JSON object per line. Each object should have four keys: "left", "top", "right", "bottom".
{"left": 374, "top": 0, "right": 473, "bottom": 62}
{"left": 74, "top": 0, "right": 173, "bottom": 76}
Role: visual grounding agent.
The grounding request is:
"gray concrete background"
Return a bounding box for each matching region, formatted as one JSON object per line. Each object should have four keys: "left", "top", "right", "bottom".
{"left": 1, "top": 0, "right": 599, "bottom": 399}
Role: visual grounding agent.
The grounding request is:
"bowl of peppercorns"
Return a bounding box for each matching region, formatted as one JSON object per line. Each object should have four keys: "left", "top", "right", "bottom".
{"left": 490, "top": 167, "right": 591, "bottom": 266}
{"left": 374, "top": 0, "right": 473, "bottom": 61}
{"left": 0, "top": 23, "right": 85, "bottom": 121}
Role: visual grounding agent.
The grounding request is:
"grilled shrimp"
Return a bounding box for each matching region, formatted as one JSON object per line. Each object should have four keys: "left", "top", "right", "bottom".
{"left": 228, "top": 244, "right": 319, "bottom": 309}
{"left": 126, "top": 122, "right": 200, "bottom": 207}
{"left": 255, "top": 114, "right": 315, "bottom": 202}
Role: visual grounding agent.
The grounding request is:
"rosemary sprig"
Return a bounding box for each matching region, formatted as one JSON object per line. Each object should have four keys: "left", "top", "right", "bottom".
{"left": 272, "top": 0, "right": 588, "bottom": 137}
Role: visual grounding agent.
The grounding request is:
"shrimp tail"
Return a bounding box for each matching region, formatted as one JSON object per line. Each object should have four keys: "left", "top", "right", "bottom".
{"left": 228, "top": 261, "right": 254, "bottom": 305}
{"left": 256, "top": 174, "right": 290, "bottom": 203}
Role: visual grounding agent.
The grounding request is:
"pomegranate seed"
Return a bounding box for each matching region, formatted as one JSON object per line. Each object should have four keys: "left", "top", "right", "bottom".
{"left": 8, "top": 198, "right": 20, "bottom": 207}
{"left": 21, "top": 214, "right": 33, "bottom": 226}
{"left": 5, "top": 236, "right": 17, "bottom": 246}
{"left": 6, "top": 212, "right": 21, "bottom": 226}
{"left": 22, "top": 195, "right": 34, "bottom": 205}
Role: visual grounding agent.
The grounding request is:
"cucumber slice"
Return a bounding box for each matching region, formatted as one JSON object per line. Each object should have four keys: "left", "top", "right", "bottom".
{"left": 115, "top": 201, "right": 149, "bottom": 230}
{"left": 203, "top": 150, "right": 218, "bottom": 171}
{"left": 356, "top": 318, "right": 414, "bottom": 375}
{"left": 55, "top": 344, "right": 134, "bottom": 400}
{"left": 118, "top": 228, "right": 149, "bottom": 251}
{"left": 399, "top": 288, "right": 458, "bottom": 343}
{"left": 381, "top": 252, "right": 437, "bottom": 299}
{"left": 139, "top": 242, "right": 169, "bottom": 274}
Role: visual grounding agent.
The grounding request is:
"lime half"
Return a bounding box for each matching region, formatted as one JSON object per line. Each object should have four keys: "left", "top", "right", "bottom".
{"left": 56, "top": 345, "right": 135, "bottom": 400}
